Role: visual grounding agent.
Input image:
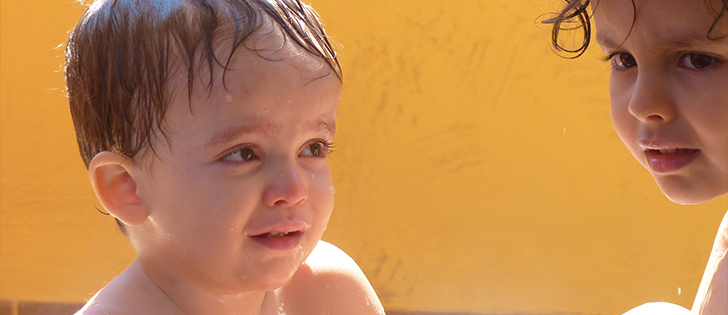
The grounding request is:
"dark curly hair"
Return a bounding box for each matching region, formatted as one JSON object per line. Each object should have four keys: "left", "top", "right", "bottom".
{"left": 542, "top": 0, "right": 728, "bottom": 58}
{"left": 65, "top": 0, "right": 341, "bottom": 234}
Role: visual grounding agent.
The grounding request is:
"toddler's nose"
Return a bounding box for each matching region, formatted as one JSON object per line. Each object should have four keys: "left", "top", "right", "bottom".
{"left": 262, "top": 162, "right": 308, "bottom": 208}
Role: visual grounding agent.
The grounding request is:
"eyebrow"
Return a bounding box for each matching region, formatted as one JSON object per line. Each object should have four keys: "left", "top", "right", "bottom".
{"left": 205, "top": 119, "right": 336, "bottom": 149}
{"left": 597, "top": 31, "right": 728, "bottom": 51}
{"left": 318, "top": 119, "right": 336, "bottom": 135}
{"left": 205, "top": 122, "right": 269, "bottom": 149}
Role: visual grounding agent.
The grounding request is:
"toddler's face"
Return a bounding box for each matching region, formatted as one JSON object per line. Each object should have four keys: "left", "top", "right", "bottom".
{"left": 594, "top": 0, "right": 728, "bottom": 204}
{"left": 132, "top": 28, "right": 341, "bottom": 291}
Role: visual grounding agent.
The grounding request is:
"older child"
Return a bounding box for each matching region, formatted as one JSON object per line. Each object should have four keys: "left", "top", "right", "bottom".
{"left": 545, "top": 0, "right": 728, "bottom": 314}
{"left": 65, "top": 0, "right": 384, "bottom": 314}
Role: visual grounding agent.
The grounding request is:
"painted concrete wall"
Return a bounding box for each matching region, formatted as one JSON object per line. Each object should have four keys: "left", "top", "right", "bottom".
{"left": 1, "top": 1, "right": 726, "bottom": 314}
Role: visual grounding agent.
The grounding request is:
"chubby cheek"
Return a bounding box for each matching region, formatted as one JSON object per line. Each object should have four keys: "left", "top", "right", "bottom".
{"left": 686, "top": 77, "right": 728, "bottom": 177}
{"left": 307, "top": 166, "right": 335, "bottom": 238}
{"left": 147, "top": 171, "right": 256, "bottom": 255}
{"left": 696, "top": 111, "right": 728, "bottom": 184}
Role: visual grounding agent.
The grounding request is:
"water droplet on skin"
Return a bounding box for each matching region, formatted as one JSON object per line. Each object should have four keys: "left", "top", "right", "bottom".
{"left": 225, "top": 94, "right": 233, "bottom": 103}
{"left": 310, "top": 173, "right": 315, "bottom": 181}
{"left": 296, "top": 245, "right": 305, "bottom": 263}
{"left": 329, "top": 185, "right": 336, "bottom": 195}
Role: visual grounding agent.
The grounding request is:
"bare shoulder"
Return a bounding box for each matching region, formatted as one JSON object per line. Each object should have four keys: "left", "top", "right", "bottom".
{"left": 74, "top": 285, "right": 134, "bottom": 315}
{"left": 75, "top": 261, "right": 173, "bottom": 315}
{"left": 622, "top": 302, "right": 690, "bottom": 315}
{"left": 304, "top": 241, "right": 372, "bottom": 277}
{"left": 282, "top": 241, "right": 385, "bottom": 315}
{"left": 75, "top": 299, "right": 118, "bottom": 315}
{"left": 692, "top": 210, "right": 728, "bottom": 313}
{"left": 714, "top": 210, "right": 728, "bottom": 253}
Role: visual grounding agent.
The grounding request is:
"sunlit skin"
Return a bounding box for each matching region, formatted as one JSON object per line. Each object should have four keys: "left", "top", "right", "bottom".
{"left": 79, "top": 21, "right": 384, "bottom": 315}
{"left": 132, "top": 29, "right": 340, "bottom": 297}
{"left": 594, "top": 0, "right": 728, "bottom": 205}
{"left": 592, "top": 0, "right": 728, "bottom": 314}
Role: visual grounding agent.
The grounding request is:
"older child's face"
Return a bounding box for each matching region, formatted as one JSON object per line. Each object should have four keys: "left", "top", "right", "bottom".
{"left": 132, "top": 29, "right": 341, "bottom": 292}
{"left": 594, "top": 0, "right": 728, "bottom": 204}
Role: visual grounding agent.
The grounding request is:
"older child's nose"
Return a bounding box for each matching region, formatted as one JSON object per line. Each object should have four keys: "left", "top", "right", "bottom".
{"left": 627, "top": 72, "right": 676, "bottom": 123}
{"left": 262, "top": 161, "right": 309, "bottom": 207}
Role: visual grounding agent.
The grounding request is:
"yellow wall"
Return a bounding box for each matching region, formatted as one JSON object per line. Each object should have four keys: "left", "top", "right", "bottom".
{"left": 1, "top": 1, "right": 725, "bottom": 314}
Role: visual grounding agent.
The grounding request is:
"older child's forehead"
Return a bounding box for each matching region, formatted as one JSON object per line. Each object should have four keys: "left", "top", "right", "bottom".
{"left": 593, "top": 0, "right": 727, "bottom": 48}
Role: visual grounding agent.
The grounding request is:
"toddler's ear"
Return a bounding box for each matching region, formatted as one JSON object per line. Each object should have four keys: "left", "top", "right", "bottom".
{"left": 88, "top": 151, "right": 149, "bottom": 226}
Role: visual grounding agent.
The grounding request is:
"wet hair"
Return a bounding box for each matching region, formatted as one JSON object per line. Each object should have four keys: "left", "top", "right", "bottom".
{"left": 65, "top": 0, "right": 341, "bottom": 234}
{"left": 66, "top": 0, "right": 341, "bottom": 167}
{"left": 543, "top": 0, "right": 728, "bottom": 58}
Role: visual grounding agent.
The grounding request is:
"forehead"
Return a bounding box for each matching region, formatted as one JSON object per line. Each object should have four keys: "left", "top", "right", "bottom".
{"left": 165, "top": 17, "right": 340, "bottom": 108}
{"left": 237, "top": 17, "right": 331, "bottom": 75}
{"left": 170, "top": 16, "right": 331, "bottom": 87}
{"left": 592, "top": 0, "right": 727, "bottom": 47}
{"left": 153, "top": 19, "right": 342, "bottom": 150}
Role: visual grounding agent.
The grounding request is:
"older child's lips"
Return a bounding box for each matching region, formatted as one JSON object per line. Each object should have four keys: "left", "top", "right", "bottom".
{"left": 644, "top": 148, "right": 700, "bottom": 173}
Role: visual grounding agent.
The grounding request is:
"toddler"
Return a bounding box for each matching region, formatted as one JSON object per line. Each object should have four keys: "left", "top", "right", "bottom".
{"left": 65, "top": 0, "right": 385, "bottom": 314}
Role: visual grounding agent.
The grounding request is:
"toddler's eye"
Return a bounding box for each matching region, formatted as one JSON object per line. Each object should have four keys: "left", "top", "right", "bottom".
{"left": 681, "top": 53, "right": 716, "bottom": 69}
{"left": 223, "top": 146, "right": 258, "bottom": 162}
{"left": 300, "top": 141, "right": 332, "bottom": 158}
{"left": 610, "top": 52, "right": 637, "bottom": 69}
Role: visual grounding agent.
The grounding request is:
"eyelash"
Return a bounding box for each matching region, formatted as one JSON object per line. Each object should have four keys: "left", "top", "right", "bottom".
{"left": 679, "top": 54, "right": 721, "bottom": 72}
{"left": 222, "top": 144, "right": 260, "bottom": 163}
{"left": 601, "top": 52, "right": 635, "bottom": 71}
{"left": 600, "top": 52, "right": 619, "bottom": 64}
{"left": 601, "top": 52, "right": 721, "bottom": 72}
{"left": 299, "top": 140, "right": 335, "bottom": 159}
{"left": 221, "top": 140, "right": 335, "bottom": 163}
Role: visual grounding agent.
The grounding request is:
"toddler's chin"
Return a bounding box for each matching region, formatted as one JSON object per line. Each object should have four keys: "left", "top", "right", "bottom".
{"left": 254, "top": 267, "right": 303, "bottom": 291}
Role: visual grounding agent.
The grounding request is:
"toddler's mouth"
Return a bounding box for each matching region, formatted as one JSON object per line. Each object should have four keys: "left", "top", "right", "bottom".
{"left": 249, "top": 230, "right": 304, "bottom": 250}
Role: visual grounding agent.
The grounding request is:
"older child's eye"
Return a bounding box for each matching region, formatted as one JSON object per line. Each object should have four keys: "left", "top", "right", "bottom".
{"left": 223, "top": 146, "right": 258, "bottom": 162}
{"left": 608, "top": 52, "right": 637, "bottom": 70}
{"left": 300, "top": 141, "right": 333, "bottom": 158}
{"left": 681, "top": 53, "right": 716, "bottom": 70}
